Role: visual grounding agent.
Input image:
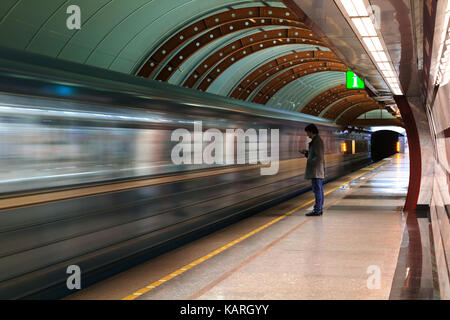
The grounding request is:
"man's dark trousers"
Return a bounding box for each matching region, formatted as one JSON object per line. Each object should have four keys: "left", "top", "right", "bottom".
{"left": 311, "top": 178, "right": 324, "bottom": 212}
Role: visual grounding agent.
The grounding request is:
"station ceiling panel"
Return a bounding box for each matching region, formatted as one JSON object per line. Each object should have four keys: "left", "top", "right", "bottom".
{"left": 0, "top": 0, "right": 388, "bottom": 125}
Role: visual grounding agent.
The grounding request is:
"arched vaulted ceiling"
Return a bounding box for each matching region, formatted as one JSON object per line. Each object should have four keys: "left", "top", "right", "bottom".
{"left": 0, "top": 0, "right": 383, "bottom": 124}
{"left": 230, "top": 50, "right": 341, "bottom": 100}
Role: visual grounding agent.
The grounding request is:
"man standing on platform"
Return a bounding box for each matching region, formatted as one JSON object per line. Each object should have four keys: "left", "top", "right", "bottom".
{"left": 300, "top": 124, "right": 325, "bottom": 216}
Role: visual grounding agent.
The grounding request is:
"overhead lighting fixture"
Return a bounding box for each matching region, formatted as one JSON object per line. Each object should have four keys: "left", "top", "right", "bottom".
{"left": 372, "top": 51, "right": 388, "bottom": 62}
{"left": 377, "top": 62, "right": 392, "bottom": 71}
{"left": 376, "top": 51, "right": 388, "bottom": 61}
{"left": 363, "top": 37, "right": 383, "bottom": 51}
{"left": 386, "top": 77, "right": 398, "bottom": 84}
{"left": 370, "top": 37, "right": 383, "bottom": 50}
{"left": 340, "top": 0, "right": 359, "bottom": 16}
{"left": 363, "top": 37, "right": 376, "bottom": 51}
{"left": 361, "top": 17, "right": 377, "bottom": 35}
{"left": 435, "top": 1, "right": 450, "bottom": 86}
{"left": 353, "top": 0, "right": 369, "bottom": 16}
{"left": 341, "top": 0, "right": 369, "bottom": 17}
{"left": 351, "top": 17, "right": 377, "bottom": 36}
{"left": 337, "top": 0, "right": 403, "bottom": 95}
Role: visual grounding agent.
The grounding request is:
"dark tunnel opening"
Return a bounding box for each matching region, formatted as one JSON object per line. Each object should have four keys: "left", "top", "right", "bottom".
{"left": 371, "top": 130, "right": 401, "bottom": 162}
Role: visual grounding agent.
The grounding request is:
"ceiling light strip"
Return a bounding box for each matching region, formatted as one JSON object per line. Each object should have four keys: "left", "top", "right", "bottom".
{"left": 336, "top": 0, "right": 403, "bottom": 95}
{"left": 435, "top": 1, "right": 450, "bottom": 86}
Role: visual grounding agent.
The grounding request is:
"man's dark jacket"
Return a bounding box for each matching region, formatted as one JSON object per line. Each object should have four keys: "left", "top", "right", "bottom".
{"left": 304, "top": 135, "right": 325, "bottom": 179}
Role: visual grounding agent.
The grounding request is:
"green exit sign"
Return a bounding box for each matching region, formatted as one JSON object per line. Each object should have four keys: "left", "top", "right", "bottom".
{"left": 346, "top": 71, "right": 365, "bottom": 89}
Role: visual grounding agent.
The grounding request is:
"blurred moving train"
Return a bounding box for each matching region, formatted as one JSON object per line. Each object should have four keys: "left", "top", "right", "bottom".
{"left": 0, "top": 48, "right": 372, "bottom": 299}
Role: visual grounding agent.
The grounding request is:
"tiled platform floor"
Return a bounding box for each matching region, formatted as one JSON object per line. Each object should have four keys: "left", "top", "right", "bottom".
{"left": 67, "top": 154, "right": 415, "bottom": 300}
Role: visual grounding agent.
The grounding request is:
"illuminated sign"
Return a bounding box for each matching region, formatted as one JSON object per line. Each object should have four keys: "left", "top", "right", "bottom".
{"left": 346, "top": 71, "right": 365, "bottom": 89}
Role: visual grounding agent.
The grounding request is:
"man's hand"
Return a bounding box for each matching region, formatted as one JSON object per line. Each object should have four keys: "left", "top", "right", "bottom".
{"left": 300, "top": 149, "right": 308, "bottom": 155}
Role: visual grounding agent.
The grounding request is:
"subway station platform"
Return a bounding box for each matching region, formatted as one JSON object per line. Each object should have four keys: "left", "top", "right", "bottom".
{"left": 64, "top": 154, "right": 432, "bottom": 300}
{"left": 0, "top": 0, "right": 449, "bottom": 304}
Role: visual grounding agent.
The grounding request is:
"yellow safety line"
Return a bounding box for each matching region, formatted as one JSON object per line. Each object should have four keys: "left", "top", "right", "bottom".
{"left": 122, "top": 160, "right": 389, "bottom": 300}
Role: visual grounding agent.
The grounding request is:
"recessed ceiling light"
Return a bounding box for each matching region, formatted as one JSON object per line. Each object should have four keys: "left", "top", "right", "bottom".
{"left": 361, "top": 17, "right": 377, "bottom": 36}
{"left": 340, "top": 0, "right": 358, "bottom": 16}
{"left": 371, "top": 37, "right": 383, "bottom": 50}
{"left": 363, "top": 37, "right": 376, "bottom": 51}
{"left": 352, "top": 0, "right": 369, "bottom": 16}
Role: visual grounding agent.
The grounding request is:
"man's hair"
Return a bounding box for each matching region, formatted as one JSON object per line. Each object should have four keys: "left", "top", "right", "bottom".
{"left": 305, "top": 124, "right": 319, "bottom": 134}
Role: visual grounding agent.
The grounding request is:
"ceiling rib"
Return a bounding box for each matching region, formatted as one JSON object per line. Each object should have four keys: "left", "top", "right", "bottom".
{"left": 230, "top": 50, "right": 339, "bottom": 100}
{"left": 323, "top": 96, "right": 380, "bottom": 120}
{"left": 137, "top": 6, "right": 306, "bottom": 78}
{"left": 251, "top": 62, "right": 347, "bottom": 104}
{"left": 183, "top": 28, "right": 325, "bottom": 90}
{"left": 301, "top": 84, "right": 368, "bottom": 116}
{"left": 337, "top": 105, "right": 383, "bottom": 125}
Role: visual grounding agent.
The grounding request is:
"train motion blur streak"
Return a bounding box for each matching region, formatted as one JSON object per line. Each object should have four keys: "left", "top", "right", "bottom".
{"left": 0, "top": 49, "right": 372, "bottom": 299}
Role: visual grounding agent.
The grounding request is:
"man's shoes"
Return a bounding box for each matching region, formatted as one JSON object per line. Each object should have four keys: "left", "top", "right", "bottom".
{"left": 305, "top": 211, "right": 323, "bottom": 217}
